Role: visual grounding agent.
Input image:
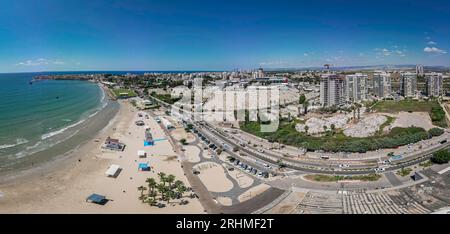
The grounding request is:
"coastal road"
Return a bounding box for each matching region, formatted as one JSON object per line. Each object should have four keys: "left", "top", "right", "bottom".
{"left": 148, "top": 95, "right": 450, "bottom": 175}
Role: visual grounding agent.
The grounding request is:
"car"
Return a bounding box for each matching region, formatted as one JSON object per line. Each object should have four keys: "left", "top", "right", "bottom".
{"left": 246, "top": 167, "right": 252, "bottom": 172}
{"left": 251, "top": 169, "right": 258, "bottom": 175}
{"left": 242, "top": 164, "right": 248, "bottom": 170}
{"left": 262, "top": 172, "right": 269, "bottom": 178}
{"left": 234, "top": 160, "right": 240, "bottom": 166}
{"left": 263, "top": 163, "right": 269, "bottom": 168}
{"left": 193, "top": 130, "right": 198, "bottom": 133}
{"left": 375, "top": 167, "right": 386, "bottom": 173}
{"left": 258, "top": 171, "right": 263, "bottom": 177}
{"left": 229, "top": 157, "right": 236, "bottom": 163}
{"left": 339, "top": 164, "right": 350, "bottom": 168}
{"left": 258, "top": 149, "right": 265, "bottom": 153}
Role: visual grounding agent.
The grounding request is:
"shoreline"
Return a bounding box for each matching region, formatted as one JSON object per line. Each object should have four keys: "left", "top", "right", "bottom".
{"left": 0, "top": 98, "right": 204, "bottom": 213}
{"left": 0, "top": 82, "right": 116, "bottom": 182}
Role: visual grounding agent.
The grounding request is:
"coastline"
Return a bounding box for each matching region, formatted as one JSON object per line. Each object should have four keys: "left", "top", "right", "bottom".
{"left": 0, "top": 82, "right": 116, "bottom": 181}
{"left": 0, "top": 93, "right": 204, "bottom": 213}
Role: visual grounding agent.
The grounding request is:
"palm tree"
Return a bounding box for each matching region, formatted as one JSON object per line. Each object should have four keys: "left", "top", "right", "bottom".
{"left": 166, "top": 174, "right": 176, "bottom": 188}
{"left": 330, "top": 124, "right": 336, "bottom": 134}
{"left": 137, "top": 186, "right": 147, "bottom": 202}
{"left": 158, "top": 172, "right": 167, "bottom": 186}
{"left": 174, "top": 180, "right": 187, "bottom": 198}
{"left": 356, "top": 104, "right": 361, "bottom": 119}
{"left": 323, "top": 125, "right": 328, "bottom": 133}
{"left": 304, "top": 101, "right": 310, "bottom": 114}
{"left": 157, "top": 183, "right": 168, "bottom": 201}
{"left": 146, "top": 178, "right": 157, "bottom": 196}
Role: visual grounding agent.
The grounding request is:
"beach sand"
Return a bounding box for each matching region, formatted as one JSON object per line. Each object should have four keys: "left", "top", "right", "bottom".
{"left": 0, "top": 101, "right": 204, "bottom": 213}
{"left": 194, "top": 162, "right": 233, "bottom": 193}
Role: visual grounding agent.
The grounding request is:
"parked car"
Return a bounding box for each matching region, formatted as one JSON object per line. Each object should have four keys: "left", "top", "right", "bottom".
{"left": 375, "top": 167, "right": 386, "bottom": 173}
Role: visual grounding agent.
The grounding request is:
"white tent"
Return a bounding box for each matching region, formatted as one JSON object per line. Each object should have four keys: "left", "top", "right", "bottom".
{"left": 105, "top": 164, "right": 120, "bottom": 177}
{"left": 137, "top": 150, "right": 147, "bottom": 158}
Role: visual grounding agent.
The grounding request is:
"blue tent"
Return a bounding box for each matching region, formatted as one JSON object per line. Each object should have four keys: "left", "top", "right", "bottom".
{"left": 138, "top": 163, "right": 150, "bottom": 171}
{"left": 86, "top": 194, "right": 107, "bottom": 204}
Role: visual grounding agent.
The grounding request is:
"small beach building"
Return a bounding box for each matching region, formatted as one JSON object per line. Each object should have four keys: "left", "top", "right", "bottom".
{"left": 144, "top": 129, "right": 154, "bottom": 146}
{"left": 137, "top": 150, "right": 147, "bottom": 158}
{"left": 102, "top": 137, "right": 126, "bottom": 151}
{"left": 105, "top": 164, "right": 121, "bottom": 178}
{"left": 86, "top": 194, "right": 107, "bottom": 205}
{"left": 138, "top": 162, "right": 150, "bottom": 171}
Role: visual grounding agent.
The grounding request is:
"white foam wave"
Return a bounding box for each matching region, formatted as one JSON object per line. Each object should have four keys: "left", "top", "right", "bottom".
{"left": 41, "top": 119, "right": 85, "bottom": 140}
{"left": 0, "top": 138, "right": 29, "bottom": 150}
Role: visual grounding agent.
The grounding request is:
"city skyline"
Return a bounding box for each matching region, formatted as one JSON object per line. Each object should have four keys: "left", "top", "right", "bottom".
{"left": 1, "top": 0, "right": 450, "bottom": 72}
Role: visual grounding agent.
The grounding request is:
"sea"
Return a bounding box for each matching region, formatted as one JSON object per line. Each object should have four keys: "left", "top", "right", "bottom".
{"left": 0, "top": 72, "right": 115, "bottom": 174}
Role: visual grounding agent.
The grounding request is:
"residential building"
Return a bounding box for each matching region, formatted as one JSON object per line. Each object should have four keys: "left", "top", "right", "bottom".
{"left": 400, "top": 72, "right": 417, "bottom": 97}
{"left": 425, "top": 72, "right": 443, "bottom": 97}
{"left": 373, "top": 72, "right": 392, "bottom": 98}
{"left": 344, "top": 73, "right": 368, "bottom": 102}
{"left": 320, "top": 74, "right": 344, "bottom": 107}
{"left": 416, "top": 64, "right": 424, "bottom": 76}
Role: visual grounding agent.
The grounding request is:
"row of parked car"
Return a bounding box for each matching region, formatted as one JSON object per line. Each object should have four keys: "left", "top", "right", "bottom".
{"left": 229, "top": 157, "right": 269, "bottom": 178}
{"left": 191, "top": 127, "right": 219, "bottom": 151}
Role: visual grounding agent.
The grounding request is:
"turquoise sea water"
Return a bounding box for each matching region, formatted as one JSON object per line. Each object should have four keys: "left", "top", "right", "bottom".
{"left": 0, "top": 73, "right": 105, "bottom": 168}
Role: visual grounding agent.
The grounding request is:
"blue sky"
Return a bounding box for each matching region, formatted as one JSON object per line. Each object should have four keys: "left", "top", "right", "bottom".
{"left": 1, "top": 0, "right": 450, "bottom": 72}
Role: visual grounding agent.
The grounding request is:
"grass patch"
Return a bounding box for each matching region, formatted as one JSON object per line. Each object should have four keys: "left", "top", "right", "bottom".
{"left": 240, "top": 119, "right": 435, "bottom": 153}
{"left": 419, "top": 160, "right": 433, "bottom": 168}
{"left": 373, "top": 100, "right": 447, "bottom": 127}
{"left": 396, "top": 168, "right": 413, "bottom": 177}
{"left": 150, "top": 93, "right": 181, "bottom": 104}
{"left": 377, "top": 115, "right": 395, "bottom": 134}
{"left": 112, "top": 88, "right": 137, "bottom": 98}
{"left": 305, "top": 174, "right": 382, "bottom": 182}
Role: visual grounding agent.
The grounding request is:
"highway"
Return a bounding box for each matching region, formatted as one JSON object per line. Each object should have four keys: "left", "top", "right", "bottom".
{"left": 148, "top": 94, "right": 450, "bottom": 175}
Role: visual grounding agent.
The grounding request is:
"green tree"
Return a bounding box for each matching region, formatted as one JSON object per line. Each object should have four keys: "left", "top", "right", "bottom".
{"left": 299, "top": 94, "right": 306, "bottom": 104}
{"left": 431, "top": 149, "right": 450, "bottom": 164}
{"left": 146, "top": 178, "right": 157, "bottom": 196}
{"left": 428, "top": 128, "right": 444, "bottom": 137}
{"left": 158, "top": 172, "right": 167, "bottom": 186}
{"left": 137, "top": 186, "right": 147, "bottom": 202}
{"left": 166, "top": 174, "right": 176, "bottom": 188}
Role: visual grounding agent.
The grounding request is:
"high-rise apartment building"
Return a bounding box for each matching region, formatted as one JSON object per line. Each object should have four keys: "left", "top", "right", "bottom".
{"left": 425, "top": 72, "right": 443, "bottom": 97}
{"left": 400, "top": 72, "right": 417, "bottom": 97}
{"left": 373, "top": 72, "right": 391, "bottom": 98}
{"left": 320, "top": 74, "right": 344, "bottom": 107}
{"left": 344, "top": 73, "right": 368, "bottom": 103}
{"left": 416, "top": 64, "right": 424, "bottom": 76}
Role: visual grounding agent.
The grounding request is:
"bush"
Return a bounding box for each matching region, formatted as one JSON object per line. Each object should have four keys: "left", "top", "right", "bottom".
{"left": 428, "top": 127, "right": 444, "bottom": 137}
{"left": 431, "top": 149, "right": 450, "bottom": 164}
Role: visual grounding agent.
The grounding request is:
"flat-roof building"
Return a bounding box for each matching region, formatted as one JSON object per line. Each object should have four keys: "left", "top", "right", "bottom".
{"left": 344, "top": 73, "right": 368, "bottom": 103}
{"left": 425, "top": 72, "right": 443, "bottom": 97}
{"left": 400, "top": 72, "right": 417, "bottom": 98}
{"left": 320, "top": 74, "right": 344, "bottom": 107}
{"left": 373, "top": 72, "right": 391, "bottom": 98}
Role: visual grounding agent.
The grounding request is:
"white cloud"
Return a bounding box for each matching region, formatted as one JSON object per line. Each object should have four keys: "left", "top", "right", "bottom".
{"left": 16, "top": 58, "right": 65, "bottom": 66}
{"left": 427, "top": 41, "right": 437, "bottom": 45}
{"left": 375, "top": 47, "right": 407, "bottom": 57}
{"left": 424, "top": 47, "right": 447, "bottom": 54}
{"left": 303, "top": 53, "right": 309, "bottom": 57}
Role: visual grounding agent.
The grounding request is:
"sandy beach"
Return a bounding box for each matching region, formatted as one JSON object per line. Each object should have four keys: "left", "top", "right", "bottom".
{"left": 0, "top": 100, "right": 204, "bottom": 213}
